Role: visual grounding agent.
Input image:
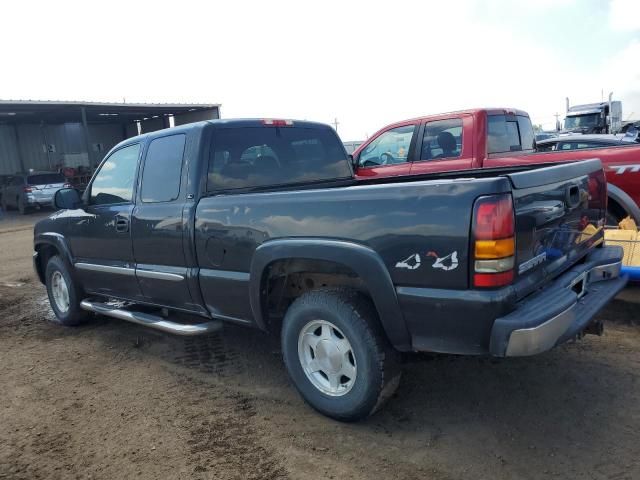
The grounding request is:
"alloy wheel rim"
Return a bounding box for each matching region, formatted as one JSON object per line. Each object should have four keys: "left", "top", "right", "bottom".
{"left": 297, "top": 319, "right": 357, "bottom": 396}
{"left": 51, "top": 271, "right": 70, "bottom": 313}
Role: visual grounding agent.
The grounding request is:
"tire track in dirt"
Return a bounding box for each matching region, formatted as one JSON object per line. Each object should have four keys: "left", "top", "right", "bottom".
{"left": 1, "top": 282, "right": 289, "bottom": 480}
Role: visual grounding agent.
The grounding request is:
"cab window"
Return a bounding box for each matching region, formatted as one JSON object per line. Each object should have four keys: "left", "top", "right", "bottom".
{"left": 90, "top": 144, "right": 140, "bottom": 205}
{"left": 207, "top": 127, "right": 350, "bottom": 191}
{"left": 488, "top": 115, "right": 536, "bottom": 154}
{"left": 140, "top": 134, "right": 186, "bottom": 203}
{"left": 358, "top": 125, "right": 415, "bottom": 167}
{"left": 536, "top": 142, "right": 557, "bottom": 152}
{"left": 419, "top": 118, "right": 462, "bottom": 160}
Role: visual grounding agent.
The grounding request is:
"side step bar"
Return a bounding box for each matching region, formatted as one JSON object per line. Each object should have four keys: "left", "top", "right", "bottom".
{"left": 80, "top": 300, "right": 223, "bottom": 336}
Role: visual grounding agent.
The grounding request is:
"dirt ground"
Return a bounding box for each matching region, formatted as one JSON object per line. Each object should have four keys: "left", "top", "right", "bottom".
{"left": 1, "top": 211, "right": 639, "bottom": 480}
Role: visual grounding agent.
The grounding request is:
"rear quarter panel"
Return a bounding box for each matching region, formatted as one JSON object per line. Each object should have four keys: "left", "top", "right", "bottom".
{"left": 195, "top": 178, "right": 510, "bottom": 320}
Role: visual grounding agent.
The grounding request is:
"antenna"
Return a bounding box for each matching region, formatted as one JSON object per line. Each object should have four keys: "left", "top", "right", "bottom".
{"left": 331, "top": 117, "right": 339, "bottom": 132}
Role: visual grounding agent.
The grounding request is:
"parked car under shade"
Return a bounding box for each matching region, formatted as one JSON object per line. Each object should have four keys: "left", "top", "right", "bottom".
{"left": 1, "top": 172, "right": 68, "bottom": 214}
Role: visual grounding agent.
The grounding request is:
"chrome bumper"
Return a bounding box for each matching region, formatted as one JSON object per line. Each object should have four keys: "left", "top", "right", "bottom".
{"left": 491, "top": 247, "right": 627, "bottom": 357}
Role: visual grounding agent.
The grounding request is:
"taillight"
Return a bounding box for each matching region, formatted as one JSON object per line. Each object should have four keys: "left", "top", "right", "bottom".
{"left": 262, "top": 119, "right": 293, "bottom": 127}
{"left": 23, "top": 185, "right": 32, "bottom": 193}
{"left": 472, "top": 194, "right": 515, "bottom": 288}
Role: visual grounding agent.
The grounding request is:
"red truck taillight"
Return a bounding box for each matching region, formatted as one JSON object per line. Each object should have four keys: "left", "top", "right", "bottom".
{"left": 23, "top": 185, "right": 33, "bottom": 193}
{"left": 472, "top": 194, "right": 515, "bottom": 288}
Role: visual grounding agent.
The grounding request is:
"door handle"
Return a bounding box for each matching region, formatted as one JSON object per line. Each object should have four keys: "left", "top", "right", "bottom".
{"left": 115, "top": 216, "right": 129, "bottom": 233}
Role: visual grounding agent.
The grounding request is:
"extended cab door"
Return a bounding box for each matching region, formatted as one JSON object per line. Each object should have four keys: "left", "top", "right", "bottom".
{"left": 354, "top": 123, "right": 416, "bottom": 178}
{"left": 130, "top": 133, "right": 200, "bottom": 312}
{"left": 410, "top": 115, "right": 474, "bottom": 175}
{"left": 71, "top": 143, "right": 142, "bottom": 299}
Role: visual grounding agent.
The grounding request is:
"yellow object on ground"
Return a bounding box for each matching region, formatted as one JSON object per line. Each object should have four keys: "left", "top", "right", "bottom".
{"left": 619, "top": 216, "right": 638, "bottom": 231}
{"left": 604, "top": 229, "right": 638, "bottom": 266}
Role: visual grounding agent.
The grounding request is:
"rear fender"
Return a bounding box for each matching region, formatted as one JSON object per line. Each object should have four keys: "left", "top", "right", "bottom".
{"left": 249, "top": 238, "right": 411, "bottom": 351}
{"left": 607, "top": 184, "right": 640, "bottom": 223}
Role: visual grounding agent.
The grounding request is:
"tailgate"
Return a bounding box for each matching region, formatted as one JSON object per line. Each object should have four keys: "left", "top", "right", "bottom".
{"left": 507, "top": 159, "right": 606, "bottom": 298}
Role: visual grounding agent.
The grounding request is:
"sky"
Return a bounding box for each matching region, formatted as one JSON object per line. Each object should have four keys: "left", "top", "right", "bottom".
{"left": 0, "top": 0, "right": 638, "bottom": 140}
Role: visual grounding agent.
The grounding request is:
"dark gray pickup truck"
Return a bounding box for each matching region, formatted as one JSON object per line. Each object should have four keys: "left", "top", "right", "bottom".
{"left": 33, "top": 119, "right": 626, "bottom": 420}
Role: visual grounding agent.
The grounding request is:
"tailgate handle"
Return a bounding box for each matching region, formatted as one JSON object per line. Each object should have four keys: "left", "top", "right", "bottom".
{"left": 566, "top": 185, "right": 581, "bottom": 208}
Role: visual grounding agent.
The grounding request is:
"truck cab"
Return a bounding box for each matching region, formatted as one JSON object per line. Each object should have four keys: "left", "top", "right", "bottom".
{"left": 563, "top": 99, "right": 623, "bottom": 135}
{"left": 353, "top": 108, "right": 640, "bottom": 224}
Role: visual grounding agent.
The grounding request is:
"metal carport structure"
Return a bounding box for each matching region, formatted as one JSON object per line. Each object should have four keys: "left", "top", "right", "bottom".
{"left": 0, "top": 100, "right": 220, "bottom": 174}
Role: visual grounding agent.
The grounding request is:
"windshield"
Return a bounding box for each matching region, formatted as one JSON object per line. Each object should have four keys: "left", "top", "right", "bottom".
{"left": 27, "top": 173, "right": 65, "bottom": 185}
{"left": 564, "top": 114, "right": 600, "bottom": 129}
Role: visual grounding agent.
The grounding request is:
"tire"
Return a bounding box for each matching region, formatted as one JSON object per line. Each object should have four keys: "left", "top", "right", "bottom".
{"left": 17, "top": 196, "right": 28, "bottom": 215}
{"left": 45, "top": 255, "right": 87, "bottom": 326}
{"left": 281, "top": 289, "right": 401, "bottom": 422}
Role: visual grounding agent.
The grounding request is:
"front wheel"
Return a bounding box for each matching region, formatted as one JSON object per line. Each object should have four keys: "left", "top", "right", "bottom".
{"left": 281, "top": 289, "right": 401, "bottom": 421}
{"left": 45, "top": 256, "right": 87, "bottom": 326}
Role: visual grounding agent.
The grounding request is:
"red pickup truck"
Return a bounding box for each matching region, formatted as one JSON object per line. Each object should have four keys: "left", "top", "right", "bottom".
{"left": 353, "top": 108, "right": 640, "bottom": 224}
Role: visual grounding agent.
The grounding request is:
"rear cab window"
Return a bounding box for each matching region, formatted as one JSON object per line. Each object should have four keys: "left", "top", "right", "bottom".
{"left": 208, "top": 126, "right": 351, "bottom": 191}
{"left": 487, "top": 114, "right": 536, "bottom": 154}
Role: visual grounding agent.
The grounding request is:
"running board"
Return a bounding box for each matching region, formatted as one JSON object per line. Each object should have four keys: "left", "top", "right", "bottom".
{"left": 80, "top": 300, "right": 223, "bottom": 336}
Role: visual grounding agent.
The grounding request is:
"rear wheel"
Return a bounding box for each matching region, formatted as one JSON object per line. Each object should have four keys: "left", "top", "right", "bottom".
{"left": 45, "top": 256, "right": 87, "bottom": 326}
{"left": 281, "top": 289, "right": 401, "bottom": 421}
{"left": 17, "top": 196, "right": 28, "bottom": 215}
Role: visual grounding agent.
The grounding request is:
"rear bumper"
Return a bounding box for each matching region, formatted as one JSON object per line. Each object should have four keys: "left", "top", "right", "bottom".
{"left": 490, "top": 246, "right": 627, "bottom": 357}
{"left": 396, "top": 246, "right": 626, "bottom": 356}
{"left": 26, "top": 194, "right": 54, "bottom": 206}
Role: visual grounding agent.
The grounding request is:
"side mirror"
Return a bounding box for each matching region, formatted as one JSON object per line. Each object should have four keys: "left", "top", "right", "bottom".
{"left": 54, "top": 188, "right": 83, "bottom": 210}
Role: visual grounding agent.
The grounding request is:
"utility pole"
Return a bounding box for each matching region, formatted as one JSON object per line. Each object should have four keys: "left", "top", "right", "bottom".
{"left": 332, "top": 117, "right": 339, "bottom": 132}
{"left": 554, "top": 112, "right": 561, "bottom": 131}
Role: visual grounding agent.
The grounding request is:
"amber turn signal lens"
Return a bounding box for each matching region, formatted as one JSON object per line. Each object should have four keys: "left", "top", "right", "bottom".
{"left": 474, "top": 237, "right": 515, "bottom": 259}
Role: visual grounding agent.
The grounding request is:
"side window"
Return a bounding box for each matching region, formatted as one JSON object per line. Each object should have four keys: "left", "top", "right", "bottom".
{"left": 517, "top": 116, "right": 535, "bottom": 151}
{"left": 574, "top": 142, "right": 601, "bottom": 150}
{"left": 358, "top": 125, "right": 415, "bottom": 167}
{"left": 90, "top": 144, "right": 140, "bottom": 205}
{"left": 488, "top": 115, "right": 522, "bottom": 154}
{"left": 488, "top": 115, "right": 536, "bottom": 154}
{"left": 559, "top": 143, "right": 574, "bottom": 150}
{"left": 419, "top": 118, "right": 463, "bottom": 160}
{"left": 536, "top": 143, "right": 556, "bottom": 152}
{"left": 140, "top": 134, "right": 186, "bottom": 203}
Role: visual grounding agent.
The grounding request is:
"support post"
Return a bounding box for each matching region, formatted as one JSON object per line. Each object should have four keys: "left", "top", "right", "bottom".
{"left": 81, "top": 107, "right": 93, "bottom": 168}
{"left": 12, "top": 124, "right": 25, "bottom": 172}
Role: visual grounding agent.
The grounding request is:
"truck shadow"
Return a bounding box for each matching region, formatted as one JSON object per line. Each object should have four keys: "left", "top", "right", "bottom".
{"left": 81, "top": 311, "right": 639, "bottom": 479}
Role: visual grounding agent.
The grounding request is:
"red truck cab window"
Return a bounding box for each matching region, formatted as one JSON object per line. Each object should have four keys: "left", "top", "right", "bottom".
{"left": 355, "top": 124, "right": 416, "bottom": 178}
{"left": 410, "top": 115, "right": 474, "bottom": 175}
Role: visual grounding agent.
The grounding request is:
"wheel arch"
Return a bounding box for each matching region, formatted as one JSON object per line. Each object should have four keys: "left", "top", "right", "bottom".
{"left": 607, "top": 184, "right": 640, "bottom": 223}
{"left": 249, "top": 238, "right": 411, "bottom": 351}
{"left": 34, "top": 233, "right": 75, "bottom": 284}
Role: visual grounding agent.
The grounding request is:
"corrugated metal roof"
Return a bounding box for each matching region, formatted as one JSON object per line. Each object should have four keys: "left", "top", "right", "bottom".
{"left": 0, "top": 99, "right": 220, "bottom": 108}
